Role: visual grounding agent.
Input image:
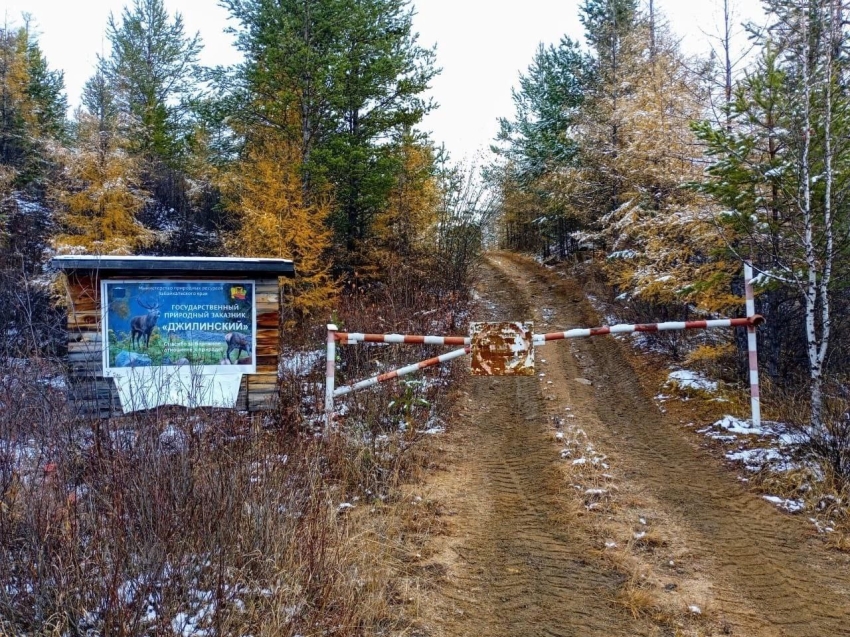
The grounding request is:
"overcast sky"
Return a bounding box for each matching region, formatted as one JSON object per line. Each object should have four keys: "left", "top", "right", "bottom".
{"left": 4, "top": 0, "right": 764, "bottom": 161}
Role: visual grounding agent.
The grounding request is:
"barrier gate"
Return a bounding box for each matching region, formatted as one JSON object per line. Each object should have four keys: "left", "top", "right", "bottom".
{"left": 325, "top": 263, "right": 765, "bottom": 433}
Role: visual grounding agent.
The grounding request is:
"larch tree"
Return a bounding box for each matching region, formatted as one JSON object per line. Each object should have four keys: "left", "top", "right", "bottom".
{"left": 0, "top": 22, "right": 66, "bottom": 187}
{"left": 372, "top": 130, "right": 439, "bottom": 271}
{"left": 224, "top": 128, "right": 335, "bottom": 324}
{"left": 0, "top": 22, "right": 66, "bottom": 270}
{"left": 587, "top": 13, "right": 738, "bottom": 316}
{"left": 53, "top": 66, "right": 150, "bottom": 255}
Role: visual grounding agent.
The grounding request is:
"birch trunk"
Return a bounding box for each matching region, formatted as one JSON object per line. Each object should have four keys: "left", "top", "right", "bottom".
{"left": 799, "top": 6, "right": 824, "bottom": 430}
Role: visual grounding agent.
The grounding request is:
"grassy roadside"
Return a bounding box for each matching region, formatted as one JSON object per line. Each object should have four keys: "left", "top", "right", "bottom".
{"left": 546, "top": 255, "right": 850, "bottom": 551}
{"left": 0, "top": 273, "right": 470, "bottom": 636}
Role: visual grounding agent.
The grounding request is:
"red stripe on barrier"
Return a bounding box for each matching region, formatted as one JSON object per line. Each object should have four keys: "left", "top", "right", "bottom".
{"left": 635, "top": 323, "right": 659, "bottom": 332}
{"left": 418, "top": 354, "right": 446, "bottom": 369}
{"left": 685, "top": 320, "right": 708, "bottom": 329}
{"left": 749, "top": 351, "right": 758, "bottom": 367}
{"left": 750, "top": 384, "right": 760, "bottom": 398}
{"left": 590, "top": 326, "right": 610, "bottom": 335}
{"left": 378, "top": 370, "right": 399, "bottom": 382}
{"left": 436, "top": 336, "right": 469, "bottom": 345}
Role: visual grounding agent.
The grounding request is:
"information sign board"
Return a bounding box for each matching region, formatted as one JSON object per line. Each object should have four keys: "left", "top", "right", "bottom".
{"left": 101, "top": 279, "right": 257, "bottom": 376}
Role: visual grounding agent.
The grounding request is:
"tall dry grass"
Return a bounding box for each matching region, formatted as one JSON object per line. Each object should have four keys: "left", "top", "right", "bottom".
{"left": 0, "top": 259, "right": 471, "bottom": 636}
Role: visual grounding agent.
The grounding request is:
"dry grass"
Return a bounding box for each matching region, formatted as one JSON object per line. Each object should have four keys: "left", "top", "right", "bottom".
{"left": 562, "top": 257, "right": 850, "bottom": 548}
{"left": 0, "top": 264, "right": 471, "bottom": 636}
{"left": 615, "top": 568, "right": 659, "bottom": 620}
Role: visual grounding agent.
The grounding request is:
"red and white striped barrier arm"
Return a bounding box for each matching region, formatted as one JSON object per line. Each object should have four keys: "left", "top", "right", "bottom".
{"left": 333, "top": 347, "right": 470, "bottom": 398}
{"left": 744, "top": 263, "right": 761, "bottom": 427}
{"left": 335, "top": 332, "right": 470, "bottom": 346}
{"left": 532, "top": 317, "right": 763, "bottom": 344}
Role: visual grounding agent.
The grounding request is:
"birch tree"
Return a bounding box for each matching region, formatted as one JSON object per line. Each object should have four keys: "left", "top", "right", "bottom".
{"left": 696, "top": 0, "right": 850, "bottom": 432}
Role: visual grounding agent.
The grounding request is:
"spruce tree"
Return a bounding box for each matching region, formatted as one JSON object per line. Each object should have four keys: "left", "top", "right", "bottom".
{"left": 491, "top": 36, "right": 587, "bottom": 257}
{"left": 224, "top": 0, "right": 438, "bottom": 267}
{"left": 105, "top": 0, "right": 201, "bottom": 166}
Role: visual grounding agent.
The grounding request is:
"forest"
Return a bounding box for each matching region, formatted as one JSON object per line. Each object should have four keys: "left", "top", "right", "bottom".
{"left": 492, "top": 0, "right": 850, "bottom": 476}
{"left": 2, "top": 0, "right": 850, "bottom": 634}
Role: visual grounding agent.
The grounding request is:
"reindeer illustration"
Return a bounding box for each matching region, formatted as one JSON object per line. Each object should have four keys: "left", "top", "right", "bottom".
{"left": 130, "top": 298, "right": 161, "bottom": 350}
{"left": 224, "top": 332, "right": 251, "bottom": 363}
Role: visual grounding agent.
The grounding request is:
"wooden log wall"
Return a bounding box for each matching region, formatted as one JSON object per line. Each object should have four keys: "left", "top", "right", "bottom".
{"left": 64, "top": 274, "right": 281, "bottom": 418}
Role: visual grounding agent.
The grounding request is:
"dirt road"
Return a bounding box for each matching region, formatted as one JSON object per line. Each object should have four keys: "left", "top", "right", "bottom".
{"left": 413, "top": 254, "right": 850, "bottom": 637}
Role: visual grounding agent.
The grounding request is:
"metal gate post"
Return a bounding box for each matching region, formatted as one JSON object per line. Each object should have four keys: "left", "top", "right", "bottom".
{"left": 325, "top": 324, "right": 338, "bottom": 435}
{"left": 744, "top": 263, "right": 762, "bottom": 428}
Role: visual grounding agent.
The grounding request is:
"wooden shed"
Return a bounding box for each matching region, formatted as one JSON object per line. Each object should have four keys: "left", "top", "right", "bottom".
{"left": 51, "top": 256, "right": 295, "bottom": 418}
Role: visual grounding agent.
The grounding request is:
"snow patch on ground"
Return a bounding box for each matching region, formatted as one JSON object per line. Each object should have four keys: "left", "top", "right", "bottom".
{"left": 280, "top": 350, "right": 324, "bottom": 377}
{"left": 694, "top": 416, "right": 834, "bottom": 516}
{"left": 763, "top": 495, "right": 805, "bottom": 513}
{"left": 698, "top": 416, "right": 804, "bottom": 475}
{"left": 666, "top": 370, "right": 718, "bottom": 393}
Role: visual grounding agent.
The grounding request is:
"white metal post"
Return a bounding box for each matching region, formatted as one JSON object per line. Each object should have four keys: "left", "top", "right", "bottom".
{"left": 744, "top": 263, "right": 762, "bottom": 428}
{"left": 325, "top": 324, "right": 338, "bottom": 434}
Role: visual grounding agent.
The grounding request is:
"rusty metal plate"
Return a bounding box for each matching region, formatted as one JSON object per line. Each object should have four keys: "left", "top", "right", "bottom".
{"left": 470, "top": 322, "right": 534, "bottom": 376}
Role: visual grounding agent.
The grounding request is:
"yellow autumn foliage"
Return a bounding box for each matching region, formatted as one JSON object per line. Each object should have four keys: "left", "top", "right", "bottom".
{"left": 53, "top": 111, "right": 151, "bottom": 255}
{"left": 372, "top": 136, "right": 439, "bottom": 272}
{"left": 224, "top": 131, "right": 336, "bottom": 326}
{"left": 589, "top": 25, "right": 743, "bottom": 316}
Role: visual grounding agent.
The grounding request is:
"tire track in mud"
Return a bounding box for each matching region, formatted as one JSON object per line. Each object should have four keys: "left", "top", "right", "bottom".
{"left": 494, "top": 253, "right": 850, "bottom": 637}
{"left": 419, "top": 262, "right": 654, "bottom": 636}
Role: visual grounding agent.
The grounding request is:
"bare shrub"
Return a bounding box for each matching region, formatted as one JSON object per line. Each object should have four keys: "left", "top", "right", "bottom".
{"left": 0, "top": 388, "right": 414, "bottom": 636}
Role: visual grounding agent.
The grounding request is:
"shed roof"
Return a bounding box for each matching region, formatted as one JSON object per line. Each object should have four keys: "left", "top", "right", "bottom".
{"left": 51, "top": 255, "right": 295, "bottom": 278}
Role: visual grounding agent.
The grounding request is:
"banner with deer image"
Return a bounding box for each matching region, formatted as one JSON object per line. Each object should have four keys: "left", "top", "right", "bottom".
{"left": 102, "top": 280, "right": 257, "bottom": 375}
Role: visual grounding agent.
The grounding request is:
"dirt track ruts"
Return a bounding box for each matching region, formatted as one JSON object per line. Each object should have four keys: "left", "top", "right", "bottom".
{"left": 415, "top": 254, "right": 850, "bottom": 637}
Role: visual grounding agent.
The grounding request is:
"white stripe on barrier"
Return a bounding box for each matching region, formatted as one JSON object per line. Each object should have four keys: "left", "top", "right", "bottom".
{"left": 532, "top": 318, "right": 758, "bottom": 345}
{"left": 338, "top": 332, "right": 470, "bottom": 345}
{"left": 325, "top": 266, "right": 765, "bottom": 429}
{"left": 334, "top": 347, "right": 470, "bottom": 398}
{"left": 325, "top": 324, "right": 338, "bottom": 434}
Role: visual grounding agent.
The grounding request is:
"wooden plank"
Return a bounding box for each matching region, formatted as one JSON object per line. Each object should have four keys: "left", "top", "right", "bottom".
{"left": 236, "top": 376, "right": 249, "bottom": 410}
{"left": 67, "top": 308, "right": 99, "bottom": 317}
{"left": 68, "top": 361, "right": 102, "bottom": 371}
{"left": 53, "top": 257, "right": 294, "bottom": 277}
{"left": 248, "top": 395, "right": 277, "bottom": 411}
{"left": 67, "top": 356, "right": 101, "bottom": 365}
{"left": 68, "top": 342, "right": 103, "bottom": 360}
{"left": 249, "top": 373, "right": 278, "bottom": 383}
{"left": 68, "top": 331, "right": 102, "bottom": 343}
{"left": 68, "top": 315, "right": 100, "bottom": 327}
{"left": 68, "top": 341, "right": 102, "bottom": 352}
{"left": 257, "top": 312, "right": 281, "bottom": 329}
{"left": 256, "top": 358, "right": 278, "bottom": 371}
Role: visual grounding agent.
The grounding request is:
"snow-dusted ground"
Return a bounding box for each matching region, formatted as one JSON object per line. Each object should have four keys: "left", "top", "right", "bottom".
{"left": 666, "top": 370, "right": 718, "bottom": 393}
{"left": 694, "top": 415, "right": 823, "bottom": 517}
{"left": 280, "top": 349, "right": 324, "bottom": 377}
{"left": 579, "top": 292, "right": 829, "bottom": 521}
